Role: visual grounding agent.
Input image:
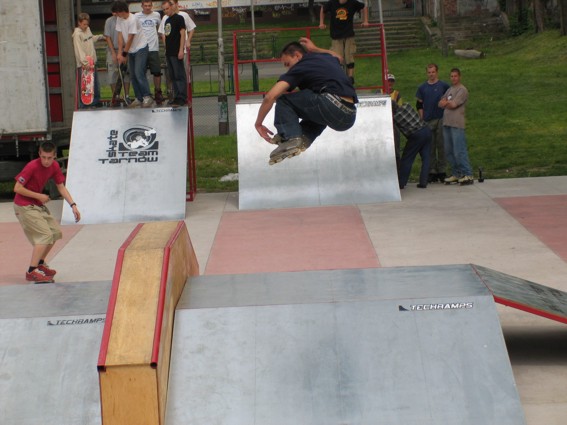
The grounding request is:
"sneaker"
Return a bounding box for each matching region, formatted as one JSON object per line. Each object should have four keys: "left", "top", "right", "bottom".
{"left": 444, "top": 175, "right": 459, "bottom": 184}
{"left": 270, "top": 134, "right": 284, "bottom": 145}
{"left": 270, "top": 134, "right": 311, "bottom": 151}
{"left": 37, "top": 264, "right": 57, "bottom": 277}
{"left": 142, "top": 96, "right": 154, "bottom": 108}
{"left": 26, "top": 269, "right": 54, "bottom": 284}
{"left": 169, "top": 99, "right": 187, "bottom": 107}
{"left": 299, "top": 136, "right": 312, "bottom": 152}
{"left": 458, "top": 175, "right": 474, "bottom": 184}
{"left": 128, "top": 98, "right": 142, "bottom": 108}
{"left": 124, "top": 96, "right": 132, "bottom": 106}
{"left": 269, "top": 137, "right": 303, "bottom": 165}
{"left": 155, "top": 90, "right": 164, "bottom": 106}
{"left": 417, "top": 183, "right": 427, "bottom": 188}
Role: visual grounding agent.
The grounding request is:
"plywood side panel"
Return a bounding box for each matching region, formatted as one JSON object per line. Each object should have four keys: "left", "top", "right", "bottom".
{"left": 100, "top": 365, "right": 159, "bottom": 425}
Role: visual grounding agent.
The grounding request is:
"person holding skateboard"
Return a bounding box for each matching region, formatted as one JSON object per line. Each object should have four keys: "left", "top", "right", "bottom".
{"left": 13, "top": 142, "right": 81, "bottom": 284}
{"left": 72, "top": 12, "right": 105, "bottom": 108}
{"left": 105, "top": 11, "right": 131, "bottom": 106}
{"left": 255, "top": 37, "right": 358, "bottom": 165}
{"left": 112, "top": 0, "right": 154, "bottom": 108}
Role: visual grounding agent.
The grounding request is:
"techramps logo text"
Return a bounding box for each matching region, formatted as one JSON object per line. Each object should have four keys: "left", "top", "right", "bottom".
{"left": 99, "top": 126, "right": 159, "bottom": 164}
{"left": 398, "top": 302, "right": 474, "bottom": 312}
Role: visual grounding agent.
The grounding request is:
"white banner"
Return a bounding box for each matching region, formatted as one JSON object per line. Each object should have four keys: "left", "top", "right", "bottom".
{"left": 145, "top": 0, "right": 324, "bottom": 11}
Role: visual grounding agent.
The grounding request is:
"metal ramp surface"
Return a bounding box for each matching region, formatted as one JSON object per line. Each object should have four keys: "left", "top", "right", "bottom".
{"left": 236, "top": 95, "right": 401, "bottom": 210}
{"left": 6, "top": 264, "right": 567, "bottom": 424}
{"left": 62, "top": 108, "right": 188, "bottom": 225}
{"left": 0, "top": 281, "right": 111, "bottom": 425}
{"left": 165, "top": 265, "right": 526, "bottom": 425}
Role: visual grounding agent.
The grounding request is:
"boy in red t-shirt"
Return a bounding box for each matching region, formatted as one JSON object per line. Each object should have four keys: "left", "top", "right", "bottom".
{"left": 13, "top": 142, "right": 81, "bottom": 283}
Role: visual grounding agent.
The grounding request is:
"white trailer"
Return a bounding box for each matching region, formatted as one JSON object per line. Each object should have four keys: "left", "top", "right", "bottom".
{"left": 0, "top": 0, "right": 76, "bottom": 180}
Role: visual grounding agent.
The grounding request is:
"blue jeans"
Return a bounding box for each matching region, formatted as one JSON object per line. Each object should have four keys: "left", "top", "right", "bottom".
{"left": 128, "top": 46, "right": 151, "bottom": 101}
{"left": 166, "top": 56, "right": 187, "bottom": 103}
{"left": 426, "top": 118, "right": 446, "bottom": 174}
{"left": 76, "top": 67, "right": 100, "bottom": 109}
{"left": 443, "top": 126, "right": 472, "bottom": 177}
{"left": 398, "top": 126, "right": 432, "bottom": 188}
{"left": 273, "top": 89, "right": 356, "bottom": 142}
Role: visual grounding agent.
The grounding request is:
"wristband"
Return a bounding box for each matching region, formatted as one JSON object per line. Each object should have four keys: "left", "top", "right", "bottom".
{"left": 70, "top": 203, "right": 77, "bottom": 208}
{"left": 122, "top": 51, "right": 128, "bottom": 57}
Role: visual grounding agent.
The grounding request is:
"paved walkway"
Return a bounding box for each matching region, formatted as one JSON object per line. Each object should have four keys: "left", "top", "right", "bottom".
{"left": 1, "top": 176, "right": 566, "bottom": 424}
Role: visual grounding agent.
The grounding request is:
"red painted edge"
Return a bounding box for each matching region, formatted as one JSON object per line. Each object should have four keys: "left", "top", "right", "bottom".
{"left": 150, "top": 221, "right": 186, "bottom": 367}
{"left": 493, "top": 296, "right": 567, "bottom": 325}
{"left": 97, "top": 223, "right": 145, "bottom": 371}
{"left": 471, "top": 264, "right": 567, "bottom": 325}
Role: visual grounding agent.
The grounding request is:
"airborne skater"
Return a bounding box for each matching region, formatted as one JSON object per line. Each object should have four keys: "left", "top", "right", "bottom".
{"left": 254, "top": 37, "right": 358, "bottom": 165}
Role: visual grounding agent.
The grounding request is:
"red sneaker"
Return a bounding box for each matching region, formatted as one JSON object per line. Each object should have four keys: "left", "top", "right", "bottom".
{"left": 38, "top": 264, "right": 57, "bottom": 277}
{"left": 26, "top": 269, "right": 54, "bottom": 284}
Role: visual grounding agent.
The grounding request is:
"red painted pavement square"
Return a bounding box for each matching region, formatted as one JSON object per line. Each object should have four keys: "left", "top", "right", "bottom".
{"left": 205, "top": 206, "right": 380, "bottom": 275}
{"left": 495, "top": 195, "right": 567, "bottom": 262}
{"left": 0, "top": 222, "right": 83, "bottom": 286}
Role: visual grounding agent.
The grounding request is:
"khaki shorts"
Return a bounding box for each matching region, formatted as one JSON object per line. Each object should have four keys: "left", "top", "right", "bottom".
{"left": 14, "top": 204, "right": 63, "bottom": 245}
{"left": 107, "top": 61, "right": 130, "bottom": 86}
{"left": 331, "top": 37, "right": 357, "bottom": 66}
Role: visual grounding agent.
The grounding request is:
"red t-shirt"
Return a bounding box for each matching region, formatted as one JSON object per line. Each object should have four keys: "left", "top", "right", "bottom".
{"left": 14, "top": 158, "right": 65, "bottom": 206}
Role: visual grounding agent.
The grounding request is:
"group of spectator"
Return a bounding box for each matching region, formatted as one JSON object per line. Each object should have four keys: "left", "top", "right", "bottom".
{"left": 388, "top": 65, "right": 472, "bottom": 189}
{"left": 72, "top": 0, "right": 196, "bottom": 109}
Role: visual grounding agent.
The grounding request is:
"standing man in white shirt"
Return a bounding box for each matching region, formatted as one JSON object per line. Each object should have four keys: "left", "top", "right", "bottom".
{"left": 112, "top": 0, "right": 153, "bottom": 108}
{"left": 135, "top": 0, "right": 164, "bottom": 105}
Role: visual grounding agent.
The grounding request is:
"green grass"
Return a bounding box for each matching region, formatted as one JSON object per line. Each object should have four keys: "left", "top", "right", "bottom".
{"left": 366, "top": 31, "right": 567, "bottom": 180}
{"left": 194, "top": 134, "right": 238, "bottom": 192}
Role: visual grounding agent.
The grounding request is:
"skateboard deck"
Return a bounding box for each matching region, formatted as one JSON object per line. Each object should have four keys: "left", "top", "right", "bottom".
{"left": 111, "top": 63, "right": 128, "bottom": 106}
{"left": 81, "top": 55, "right": 95, "bottom": 105}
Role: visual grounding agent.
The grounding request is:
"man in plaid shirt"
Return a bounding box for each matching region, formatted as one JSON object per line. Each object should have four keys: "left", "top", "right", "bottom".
{"left": 392, "top": 101, "right": 432, "bottom": 189}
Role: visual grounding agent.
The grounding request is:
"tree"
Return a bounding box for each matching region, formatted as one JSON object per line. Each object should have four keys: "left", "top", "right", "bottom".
{"left": 560, "top": 0, "right": 567, "bottom": 35}
{"left": 533, "top": 0, "right": 545, "bottom": 32}
{"left": 308, "top": 0, "right": 318, "bottom": 23}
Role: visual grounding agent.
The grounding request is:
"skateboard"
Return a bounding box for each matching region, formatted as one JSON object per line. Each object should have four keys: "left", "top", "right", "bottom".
{"left": 81, "top": 55, "right": 95, "bottom": 105}
{"left": 111, "top": 63, "right": 128, "bottom": 106}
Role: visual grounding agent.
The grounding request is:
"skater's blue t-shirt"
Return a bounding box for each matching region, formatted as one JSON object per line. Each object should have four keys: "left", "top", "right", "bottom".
{"left": 278, "top": 52, "right": 358, "bottom": 102}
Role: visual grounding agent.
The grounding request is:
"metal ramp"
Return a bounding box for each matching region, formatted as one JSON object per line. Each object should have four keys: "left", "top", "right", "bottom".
{"left": 0, "top": 281, "right": 111, "bottom": 425}
{"left": 5, "top": 264, "right": 567, "bottom": 424}
{"left": 236, "top": 95, "right": 401, "bottom": 210}
{"left": 165, "top": 265, "right": 527, "bottom": 425}
{"left": 62, "top": 108, "right": 188, "bottom": 225}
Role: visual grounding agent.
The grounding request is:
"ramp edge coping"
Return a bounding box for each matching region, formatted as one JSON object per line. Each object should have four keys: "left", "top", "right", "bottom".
{"left": 151, "top": 221, "right": 187, "bottom": 367}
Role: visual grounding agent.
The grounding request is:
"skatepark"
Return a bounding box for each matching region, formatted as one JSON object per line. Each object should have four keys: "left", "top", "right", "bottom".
{"left": 2, "top": 24, "right": 567, "bottom": 425}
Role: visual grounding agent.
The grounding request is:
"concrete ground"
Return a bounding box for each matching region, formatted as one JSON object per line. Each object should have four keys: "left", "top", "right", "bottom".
{"left": 1, "top": 176, "right": 566, "bottom": 424}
